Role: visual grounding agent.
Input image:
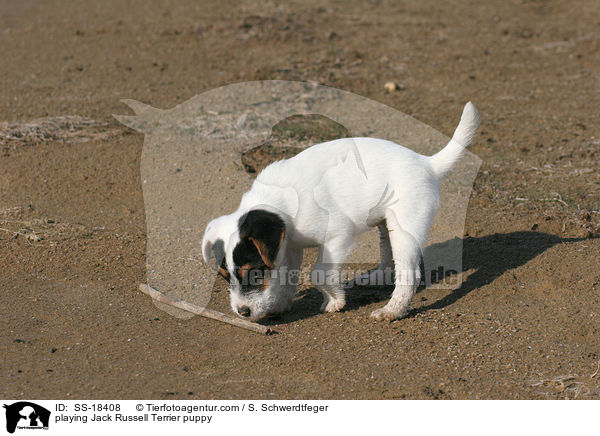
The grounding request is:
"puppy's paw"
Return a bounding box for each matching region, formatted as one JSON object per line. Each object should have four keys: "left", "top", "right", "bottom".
{"left": 370, "top": 306, "right": 403, "bottom": 322}
{"left": 320, "top": 297, "right": 346, "bottom": 313}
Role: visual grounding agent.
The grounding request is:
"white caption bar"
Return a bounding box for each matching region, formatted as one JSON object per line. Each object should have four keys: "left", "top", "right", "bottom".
{"left": 0, "top": 400, "right": 597, "bottom": 435}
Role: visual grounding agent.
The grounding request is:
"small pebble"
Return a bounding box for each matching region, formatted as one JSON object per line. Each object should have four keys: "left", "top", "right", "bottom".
{"left": 384, "top": 82, "right": 404, "bottom": 92}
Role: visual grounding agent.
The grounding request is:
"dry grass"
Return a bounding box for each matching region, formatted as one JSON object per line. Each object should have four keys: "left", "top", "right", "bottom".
{"left": 0, "top": 206, "right": 96, "bottom": 246}
{"left": 0, "top": 116, "right": 120, "bottom": 151}
{"left": 530, "top": 375, "right": 594, "bottom": 399}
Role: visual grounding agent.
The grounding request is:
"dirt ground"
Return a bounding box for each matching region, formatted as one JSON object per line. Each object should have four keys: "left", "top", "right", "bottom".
{"left": 1, "top": 0, "right": 599, "bottom": 399}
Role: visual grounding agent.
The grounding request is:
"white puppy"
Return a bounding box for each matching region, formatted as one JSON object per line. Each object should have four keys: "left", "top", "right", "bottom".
{"left": 202, "top": 102, "right": 479, "bottom": 321}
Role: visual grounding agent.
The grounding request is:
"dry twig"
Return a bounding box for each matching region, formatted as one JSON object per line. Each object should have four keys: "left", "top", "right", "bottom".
{"left": 138, "top": 283, "right": 273, "bottom": 335}
{"left": 551, "top": 192, "right": 569, "bottom": 207}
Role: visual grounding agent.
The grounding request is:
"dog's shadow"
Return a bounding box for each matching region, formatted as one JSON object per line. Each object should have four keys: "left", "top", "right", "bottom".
{"left": 263, "top": 231, "right": 586, "bottom": 325}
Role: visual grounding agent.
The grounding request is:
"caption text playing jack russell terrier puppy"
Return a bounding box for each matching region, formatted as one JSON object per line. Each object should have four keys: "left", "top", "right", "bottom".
{"left": 202, "top": 102, "right": 480, "bottom": 321}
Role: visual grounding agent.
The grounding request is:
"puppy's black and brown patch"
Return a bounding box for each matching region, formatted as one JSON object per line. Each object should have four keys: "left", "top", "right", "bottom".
{"left": 233, "top": 209, "right": 285, "bottom": 292}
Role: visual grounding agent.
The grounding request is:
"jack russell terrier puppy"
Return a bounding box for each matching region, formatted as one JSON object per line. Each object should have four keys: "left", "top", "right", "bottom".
{"left": 202, "top": 102, "right": 480, "bottom": 321}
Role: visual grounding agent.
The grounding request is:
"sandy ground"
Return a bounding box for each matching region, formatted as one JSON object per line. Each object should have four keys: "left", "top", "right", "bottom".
{"left": 1, "top": 0, "right": 599, "bottom": 399}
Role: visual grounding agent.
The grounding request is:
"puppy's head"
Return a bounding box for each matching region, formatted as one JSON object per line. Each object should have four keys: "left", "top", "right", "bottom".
{"left": 202, "top": 209, "right": 294, "bottom": 321}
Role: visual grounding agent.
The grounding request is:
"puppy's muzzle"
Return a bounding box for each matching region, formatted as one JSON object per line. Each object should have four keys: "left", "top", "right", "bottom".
{"left": 238, "top": 305, "right": 251, "bottom": 318}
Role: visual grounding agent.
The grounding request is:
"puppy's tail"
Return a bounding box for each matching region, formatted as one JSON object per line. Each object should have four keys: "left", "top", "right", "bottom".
{"left": 428, "top": 102, "right": 480, "bottom": 178}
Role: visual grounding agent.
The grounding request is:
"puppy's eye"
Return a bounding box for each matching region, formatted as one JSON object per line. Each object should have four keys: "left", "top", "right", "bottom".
{"left": 236, "top": 265, "right": 267, "bottom": 288}
{"left": 249, "top": 269, "right": 265, "bottom": 285}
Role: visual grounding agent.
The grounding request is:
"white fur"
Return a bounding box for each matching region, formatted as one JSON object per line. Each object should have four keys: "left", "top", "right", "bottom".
{"left": 202, "top": 102, "right": 480, "bottom": 321}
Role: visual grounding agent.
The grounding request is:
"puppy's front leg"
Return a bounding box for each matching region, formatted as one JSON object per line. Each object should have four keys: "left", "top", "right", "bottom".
{"left": 312, "top": 235, "right": 354, "bottom": 313}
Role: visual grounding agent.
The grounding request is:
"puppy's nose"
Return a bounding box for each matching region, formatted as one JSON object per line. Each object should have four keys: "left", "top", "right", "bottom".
{"left": 238, "top": 306, "right": 251, "bottom": 317}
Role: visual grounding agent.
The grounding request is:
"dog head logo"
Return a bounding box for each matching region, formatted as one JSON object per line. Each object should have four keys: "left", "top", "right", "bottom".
{"left": 3, "top": 402, "right": 50, "bottom": 433}
{"left": 115, "top": 80, "right": 481, "bottom": 318}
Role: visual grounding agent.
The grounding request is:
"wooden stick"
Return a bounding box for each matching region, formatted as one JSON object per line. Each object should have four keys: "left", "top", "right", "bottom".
{"left": 138, "top": 283, "right": 274, "bottom": 335}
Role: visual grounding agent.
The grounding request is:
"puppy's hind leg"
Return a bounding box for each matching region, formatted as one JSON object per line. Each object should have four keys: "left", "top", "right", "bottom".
{"left": 312, "top": 235, "right": 354, "bottom": 313}
{"left": 352, "top": 222, "right": 394, "bottom": 288}
{"left": 371, "top": 211, "right": 424, "bottom": 321}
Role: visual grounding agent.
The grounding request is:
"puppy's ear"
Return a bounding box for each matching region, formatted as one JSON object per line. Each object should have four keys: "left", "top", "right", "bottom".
{"left": 202, "top": 216, "right": 228, "bottom": 263}
{"left": 238, "top": 210, "right": 285, "bottom": 268}
{"left": 202, "top": 216, "right": 231, "bottom": 282}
